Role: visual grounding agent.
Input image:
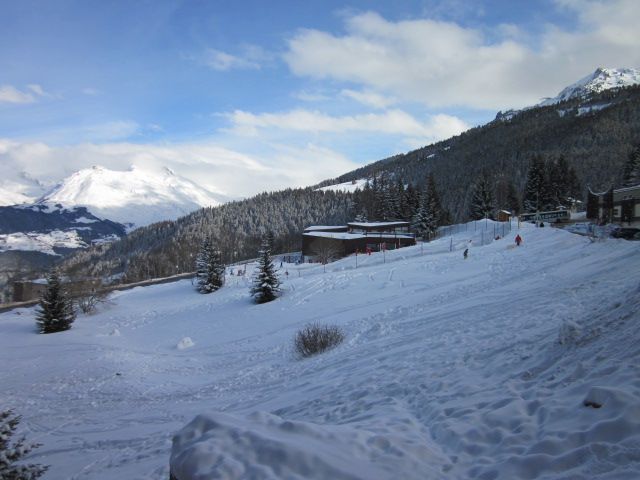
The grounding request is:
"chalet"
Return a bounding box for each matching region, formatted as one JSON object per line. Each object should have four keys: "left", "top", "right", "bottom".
{"left": 302, "top": 221, "right": 415, "bottom": 259}
{"left": 12, "top": 277, "right": 102, "bottom": 303}
{"left": 587, "top": 184, "right": 640, "bottom": 226}
{"left": 496, "top": 210, "right": 511, "bottom": 222}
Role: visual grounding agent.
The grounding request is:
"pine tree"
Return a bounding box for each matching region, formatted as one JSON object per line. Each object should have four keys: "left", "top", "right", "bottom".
{"left": 411, "top": 191, "right": 429, "bottom": 239}
{"left": 622, "top": 144, "right": 640, "bottom": 187}
{"left": 35, "top": 270, "right": 76, "bottom": 334}
{"left": 425, "top": 174, "right": 444, "bottom": 226}
{"left": 0, "top": 410, "right": 48, "bottom": 480}
{"left": 506, "top": 181, "right": 520, "bottom": 215}
{"left": 195, "top": 239, "right": 225, "bottom": 294}
{"left": 402, "top": 183, "right": 420, "bottom": 221}
{"left": 250, "top": 238, "right": 281, "bottom": 304}
{"left": 469, "top": 175, "right": 495, "bottom": 220}
{"left": 523, "top": 156, "right": 546, "bottom": 212}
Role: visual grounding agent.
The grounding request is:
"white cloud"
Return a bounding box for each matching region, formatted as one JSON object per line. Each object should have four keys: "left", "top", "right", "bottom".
{"left": 224, "top": 108, "right": 468, "bottom": 144}
{"left": 340, "top": 89, "right": 396, "bottom": 109}
{"left": 203, "top": 48, "right": 260, "bottom": 71}
{"left": 0, "top": 85, "right": 36, "bottom": 104}
{"left": 293, "top": 90, "right": 331, "bottom": 102}
{"left": 0, "top": 84, "right": 52, "bottom": 104}
{"left": 0, "top": 139, "right": 359, "bottom": 202}
{"left": 284, "top": 2, "right": 640, "bottom": 110}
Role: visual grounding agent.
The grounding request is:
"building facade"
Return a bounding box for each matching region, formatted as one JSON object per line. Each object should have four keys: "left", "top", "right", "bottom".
{"left": 587, "top": 184, "right": 640, "bottom": 226}
{"left": 302, "top": 221, "right": 416, "bottom": 259}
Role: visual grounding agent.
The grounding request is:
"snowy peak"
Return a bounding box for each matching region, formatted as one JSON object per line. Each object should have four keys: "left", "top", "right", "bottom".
{"left": 538, "top": 67, "right": 640, "bottom": 107}
{"left": 38, "top": 166, "right": 227, "bottom": 228}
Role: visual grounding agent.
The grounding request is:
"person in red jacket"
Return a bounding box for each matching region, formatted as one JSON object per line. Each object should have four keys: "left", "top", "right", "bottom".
{"left": 515, "top": 234, "right": 522, "bottom": 246}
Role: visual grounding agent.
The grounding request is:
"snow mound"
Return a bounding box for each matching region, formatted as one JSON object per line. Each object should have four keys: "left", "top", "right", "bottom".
{"left": 171, "top": 411, "right": 447, "bottom": 480}
{"left": 177, "top": 337, "right": 195, "bottom": 350}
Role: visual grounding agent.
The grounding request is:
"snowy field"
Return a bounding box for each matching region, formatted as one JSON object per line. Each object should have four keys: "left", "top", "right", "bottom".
{"left": 1, "top": 221, "right": 640, "bottom": 479}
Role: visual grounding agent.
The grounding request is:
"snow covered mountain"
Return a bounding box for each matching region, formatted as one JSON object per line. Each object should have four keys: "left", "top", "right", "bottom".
{"left": 0, "top": 203, "right": 126, "bottom": 256}
{"left": 494, "top": 67, "right": 640, "bottom": 122}
{"left": 38, "top": 165, "right": 227, "bottom": 228}
{"left": 538, "top": 67, "right": 640, "bottom": 107}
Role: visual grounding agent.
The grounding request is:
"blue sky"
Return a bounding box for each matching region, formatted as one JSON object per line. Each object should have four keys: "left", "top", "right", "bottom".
{"left": 1, "top": 0, "right": 639, "bottom": 198}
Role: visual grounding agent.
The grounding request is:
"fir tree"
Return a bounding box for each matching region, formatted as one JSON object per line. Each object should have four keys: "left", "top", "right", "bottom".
{"left": 35, "top": 270, "right": 76, "bottom": 334}
{"left": 425, "top": 174, "right": 444, "bottom": 226}
{"left": 469, "top": 175, "right": 495, "bottom": 220}
{"left": 523, "top": 156, "right": 546, "bottom": 212}
{"left": 250, "top": 238, "right": 281, "bottom": 304}
{"left": 411, "top": 189, "right": 437, "bottom": 240}
{"left": 0, "top": 410, "right": 48, "bottom": 480}
{"left": 195, "top": 239, "right": 225, "bottom": 294}
{"left": 402, "top": 183, "right": 420, "bottom": 221}
{"left": 622, "top": 144, "right": 640, "bottom": 187}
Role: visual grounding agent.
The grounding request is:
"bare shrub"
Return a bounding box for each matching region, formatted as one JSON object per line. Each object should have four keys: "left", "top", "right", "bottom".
{"left": 75, "top": 290, "right": 108, "bottom": 314}
{"left": 294, "top": 323, "right": 345, "bottom": 358}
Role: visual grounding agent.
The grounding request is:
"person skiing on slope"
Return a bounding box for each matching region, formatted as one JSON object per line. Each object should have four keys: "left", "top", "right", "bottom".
{"left": 463, "top": 248, "right": 469, "bottom": 259}
{"left": 515, "top": 234, "right": 522, "bottom": 246}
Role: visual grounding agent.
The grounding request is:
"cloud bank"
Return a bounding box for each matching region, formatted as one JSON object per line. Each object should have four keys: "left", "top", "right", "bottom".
{"left": 284, "top": 0, "right": 640, "bottom": 110}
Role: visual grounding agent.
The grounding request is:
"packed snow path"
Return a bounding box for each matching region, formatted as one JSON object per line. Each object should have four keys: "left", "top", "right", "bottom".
{"left": 1, "top": 221, "right": 639, "bottom": 479}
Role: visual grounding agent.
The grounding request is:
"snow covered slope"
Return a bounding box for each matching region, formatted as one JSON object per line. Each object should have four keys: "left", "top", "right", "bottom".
{"left": 38, "top": 165, "right": 227, "bottom": 228}
{"left": 0, "top": 204, "right": 125, "bottom": 255}
{"left": 317, "top": 178, "right": 368, "bottom": 193}
{"left": 1, "top": 222, "right": 640, "bottom": 479}
{"left": 538, "top": 67, "right": 640, "bottom": 107}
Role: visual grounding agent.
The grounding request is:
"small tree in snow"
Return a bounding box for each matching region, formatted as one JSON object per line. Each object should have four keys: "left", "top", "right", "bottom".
{"left": 250, "top": 238, "right": 280, "bottom": 304}
{"left": 0, "top": 410, "right": 48, "bottom": 479}
{"left": 35, "top": 270, "right": 76, "bottom": 334}
{"left": 195, "top": 239, "right": 225, "bottom": 294}
{"left": 310, "top": 237, "right": 342, "bottom": 268}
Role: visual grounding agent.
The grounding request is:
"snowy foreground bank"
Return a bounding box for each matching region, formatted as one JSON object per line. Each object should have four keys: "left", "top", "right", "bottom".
{"left": 1, "top": 221, "right": 640, "bottom": 479}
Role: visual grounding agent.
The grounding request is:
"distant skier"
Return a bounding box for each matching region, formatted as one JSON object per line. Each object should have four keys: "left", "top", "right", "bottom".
{"left": 463, "top": 248, "right": 468, "bottom": 259}
{"left": 515, "top": 234, "right": 522, "bottom": 246}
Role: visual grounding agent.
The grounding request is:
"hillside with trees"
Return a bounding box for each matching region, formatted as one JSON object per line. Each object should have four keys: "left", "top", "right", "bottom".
{"left": 54, "top": 86, "right": 640, "bottom": 286}
{"left": 318, "top": 85, "right": 640, "bottom": 222}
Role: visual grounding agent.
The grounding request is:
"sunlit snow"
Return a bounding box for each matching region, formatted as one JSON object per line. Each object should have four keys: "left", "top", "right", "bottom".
{"left": 1, "top": 221, "right": 639, "bottom": 479}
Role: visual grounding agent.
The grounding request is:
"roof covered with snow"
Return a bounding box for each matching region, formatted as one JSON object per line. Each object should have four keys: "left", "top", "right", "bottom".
{"left": 347, "top": 221, "right": 410, "bottom": 228}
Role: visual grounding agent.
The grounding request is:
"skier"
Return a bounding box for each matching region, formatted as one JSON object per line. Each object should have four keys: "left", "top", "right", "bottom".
{"left": 515, "top": 234, "right": 522, "bottom": 246}
{"left": 463, "top": 248, "right": 469, "bottom": 259}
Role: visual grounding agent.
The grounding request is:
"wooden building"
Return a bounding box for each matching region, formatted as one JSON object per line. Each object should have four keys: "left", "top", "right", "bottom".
{"left": 302, "top": 221, "right": 415, "bottom": 259}
{"left": 587, "top": 184, "right": 640, "bottom": 226}
{"left": 12, "top": 277, "right": 102, "bottom": 303}
{"left": 496, "top": 210, "right": 511, "bottom": 222}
